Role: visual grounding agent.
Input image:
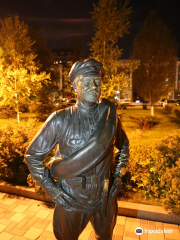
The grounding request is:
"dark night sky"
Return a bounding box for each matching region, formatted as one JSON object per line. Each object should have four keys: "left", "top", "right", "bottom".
{"left": 0, "top": 0, "right": 180, "bottom": 58}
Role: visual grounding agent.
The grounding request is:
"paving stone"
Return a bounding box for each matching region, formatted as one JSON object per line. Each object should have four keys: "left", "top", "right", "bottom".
{"left": 125, "top": 221, "right": 140, "bottom": 233}
{"left": 43, "top": 219, "right": 52, "bottom": 226}
{"left": 13, "top": 204, "right": 29, "bottom": 213}
{"left": 141, "top": 223, "right": 155, "bottom": 232}
{"left": 16, "top": 219, "right": 29, "bottom": 229}
{"left": 0, "top": 223, "right": 7, "bottom": 232}
{"left": 0, "top": 193, "right": 6, "bottom": 199}
{"left": 164, "top": 228, "right": 180, "bottom": 240}
{"left": 88, "top": 231, "right": 96, "bottom": 240}
{"left": 0, "top": 213, "right": 5, "bottom": 219}
{"left": 114, "top": 234, "right": 123, "bottom": 240}
{"left": 140, "top": 232, "right": 148, "bottom": 240}
{"left": 45, "top": 222, "right": 53, "bottom": 232}
{"left": 78, "top": 228, "right": 92, "bottom": 240}
{"left": 127, "top": 217, "right": 141, "bottom": 223}
{"left": 116, "top": 224, "right": 125, "bottom": 236}
{"left": 8, "top": 202, "right": 20, "bottom": 211}
{"left": 41, "top": 230, "right": 57, "bottom": 238}
{"left": 0, "top": 207, "right": 5, "bottom": 213}
{"left": 84, "top": 222, "right": 93, "bottom": 231}
{"left": 4, "top": 221, "right": 17, "bottom": 232}
{"left": 140, "top": 220, "right": 148, "bottom": 224}
{"left": 116, "top": 216, "right": 126, "bottom": 225}
{"left": 3, "top": 198, "right": 17, "bottom": 206}
{"left": 124, "top": 231, "right": 139, "bottom": 239}
{"left": 148, "top": 231, "right": 164, "bottom": 240}
{"left": 2, "top": 211, "right": 15, "bottom": 220}
{"left": 23, "top": 209, "right": 36, "bottom": 216}
{"left": 9, "top": 213, "right": 26, "bottom": 222}
{"left": 123, "top": 236, "right": 139, "bottom": 240}
{"left": 10, "top": 227, "right": 26, "bottom": 236}
{"left": 23, "top": 226, "right": 43, "bottom": 239}
{"left": 36, "top": 237, "right": 46, "bottom": 240}
{"left": 33, "top": 222, "right": 47, "bottom": 230}
{"left": 11, "top": 235, "right": 29, "bottom": 240}
{"left": 36, "top": 218, "right": 46, "bottom": 223}
{"left": 26, "top": 216, "right": 38, "bottom": 226}
{"left": 0, "top": 218, "right": 12, "bottom": 226}
{"left": 46, "top": 212, "right": 53, "bottom": 221}
{"left": 147, "top": 220, "right": 156, "bottom": 225}
{"left": 27, "top": 203, "right": 42, "bottom": 212}
{"left": 156, "top": 221, "right": 164, "bottom": 230}
{"left": 0, "top": 231, "right": 13, "bottom": 239}
{"left": 34, "top": 209, "right": 51, "bottom": 219}
{"left": 163, "top": 223, "right": 179, "bottom": 229}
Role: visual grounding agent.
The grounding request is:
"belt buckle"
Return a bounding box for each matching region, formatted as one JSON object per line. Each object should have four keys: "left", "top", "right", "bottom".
{"left": 91, "top": 176, "right": 98, "bottom": 185}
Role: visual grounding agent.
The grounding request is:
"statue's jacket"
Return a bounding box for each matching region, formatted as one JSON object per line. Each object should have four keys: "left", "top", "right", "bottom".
{"left": 25, "top": 99, "right": 129, "bottom": 211}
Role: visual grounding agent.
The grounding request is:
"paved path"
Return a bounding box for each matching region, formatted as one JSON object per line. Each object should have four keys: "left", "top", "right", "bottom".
{"left": 0, "top": 192, "right": 179, "bottom": 240}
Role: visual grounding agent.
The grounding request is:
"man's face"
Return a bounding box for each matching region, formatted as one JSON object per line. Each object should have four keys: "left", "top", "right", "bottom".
{"left": 75, "top": 75, "right": 102, "bottom": 105}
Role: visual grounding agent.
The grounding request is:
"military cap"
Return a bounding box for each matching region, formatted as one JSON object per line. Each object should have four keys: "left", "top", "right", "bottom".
{"left": 69, "top": 58, "right": 104, "bottom": 82}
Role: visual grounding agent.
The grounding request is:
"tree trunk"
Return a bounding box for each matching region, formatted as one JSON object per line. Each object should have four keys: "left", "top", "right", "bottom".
{"left": 16, "top": 102, "right": 20, "bottom": 123}
{"left": 151, "top": 106, "right": 154, "bottom": 116}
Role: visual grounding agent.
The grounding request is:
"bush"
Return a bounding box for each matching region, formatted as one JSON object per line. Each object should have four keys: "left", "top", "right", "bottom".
{"left": 131, "top": 116, "right": 159, "bottom": 132}
{"left": 174, "top": 108, "right": 180, "bottom": 118}
{"left": 124, "top": 131, "right": 180, "bottom": 213}
{"left": 0, "top": 119, "right": 41, "bottom": 185}
{"left": 164, "top": 103, "right": 176, "bottom": 114}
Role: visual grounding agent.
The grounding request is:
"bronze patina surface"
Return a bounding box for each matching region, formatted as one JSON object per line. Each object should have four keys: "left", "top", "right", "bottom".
{"left": 25, "top": 58, "right": 129, "bottom": 240}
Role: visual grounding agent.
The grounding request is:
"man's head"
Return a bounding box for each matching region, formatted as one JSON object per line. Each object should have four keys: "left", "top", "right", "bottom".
{"left": 69, "top": 59, "right": 104, "bottom": 105}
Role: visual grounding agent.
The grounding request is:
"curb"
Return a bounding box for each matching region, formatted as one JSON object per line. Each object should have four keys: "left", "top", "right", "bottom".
{"left": 0, "top": 181, "right": 180, "bottom": 225}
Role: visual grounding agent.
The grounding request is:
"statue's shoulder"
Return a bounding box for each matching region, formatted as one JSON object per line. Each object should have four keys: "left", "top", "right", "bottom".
{"left": 55, "top": 105, "right": 76, "bottom": 121}
{"left": 99, "top": 98, "right": 116, "bottom": 108}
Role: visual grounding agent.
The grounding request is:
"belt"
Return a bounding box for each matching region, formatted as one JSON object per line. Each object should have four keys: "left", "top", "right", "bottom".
{"left": 64, "top": 175, "right": 105, "bottom": 189}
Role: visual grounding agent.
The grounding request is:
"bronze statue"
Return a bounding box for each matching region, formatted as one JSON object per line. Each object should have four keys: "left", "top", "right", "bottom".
{"left": 25, "top": 58, "right": 129, "bottom": 240}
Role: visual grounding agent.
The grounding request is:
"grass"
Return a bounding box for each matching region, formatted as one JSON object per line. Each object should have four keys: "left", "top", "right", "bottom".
{"left": 119, "top": 106, "right": 180, "bottom": 147}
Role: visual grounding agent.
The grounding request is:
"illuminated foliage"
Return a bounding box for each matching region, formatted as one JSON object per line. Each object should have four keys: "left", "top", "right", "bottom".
{"left": 0, "top": 16, "right": 50, "bottom": 122}
{"left": 89, "top": 0, "right": 135, "bottom": 99}
{"left": 124, "top": 131, "right": 180, "bottom": 213}
{"left": 132, "top": 12, "right": 178, "bottom": 107}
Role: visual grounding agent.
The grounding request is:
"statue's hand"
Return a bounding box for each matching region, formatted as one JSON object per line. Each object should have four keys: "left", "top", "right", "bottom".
{"left": 40, "top": 168, "right": 75, "bottom": 208}
{"left": 109, "top": 177, "right": 122, "bottom": 200}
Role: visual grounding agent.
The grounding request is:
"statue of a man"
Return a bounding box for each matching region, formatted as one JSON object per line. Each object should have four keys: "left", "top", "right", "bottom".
{"left": 25, "top": 58, "right": 129, "bottom": 240}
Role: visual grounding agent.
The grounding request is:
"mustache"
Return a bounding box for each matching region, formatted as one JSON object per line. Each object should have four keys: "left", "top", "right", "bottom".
{"left": 86, "top": 89, "right": 100, "bottom": 94}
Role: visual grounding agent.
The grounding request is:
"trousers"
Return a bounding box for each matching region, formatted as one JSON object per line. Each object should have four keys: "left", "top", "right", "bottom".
{"left": 53, "top": 199, "right": 117, "bottom": 240}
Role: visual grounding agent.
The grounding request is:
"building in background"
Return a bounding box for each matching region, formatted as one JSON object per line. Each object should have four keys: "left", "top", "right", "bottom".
{"left": 51, "top": 48, "right": 74, "bottom": 99}
{"left": 170, "top": 61, "right": 180, "bottom": 99}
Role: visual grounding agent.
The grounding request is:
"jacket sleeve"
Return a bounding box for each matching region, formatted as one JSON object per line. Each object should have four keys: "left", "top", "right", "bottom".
{"left": 24, "top": 111, "right": 63, "bottom": 182}
{"left": 113, "top": 116, "right": 130, "bottom": 177}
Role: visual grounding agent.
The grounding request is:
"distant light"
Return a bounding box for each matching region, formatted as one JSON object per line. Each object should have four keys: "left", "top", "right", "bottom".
{"left": 115, "top": 90, "right": 120, "bottom": 94}
{"left": 136, "top": 100, "right": 140, "bottom": 103}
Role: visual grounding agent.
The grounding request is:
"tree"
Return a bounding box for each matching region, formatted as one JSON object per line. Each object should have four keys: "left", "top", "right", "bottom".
{"left": 89, "top": 0, "right": 133, "bottom": 99}
{"left": 0, "top": 16, "right": 50, "bottom": 122}
{"left": 28, "top": 26, "right": 54, "bottom": 72}
{"left": 132, "top": 12, "right": 178, "bottom": 115}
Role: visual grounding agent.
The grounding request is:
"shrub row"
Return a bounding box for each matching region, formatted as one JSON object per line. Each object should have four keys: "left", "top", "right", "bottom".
{"left": 0, "top": 119, "right": 180, "bottom": 213}
{"left": 0, "top": 119, "right": 41, "bottom": 185}
{"left": 164, "top": 104, "right": 180, "bottom": 118}
{"left": 130, "top": 116, "right": 160, "bottom": 131}
{"left": 122, "top": 131, "right": 180, "bottom": 214}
